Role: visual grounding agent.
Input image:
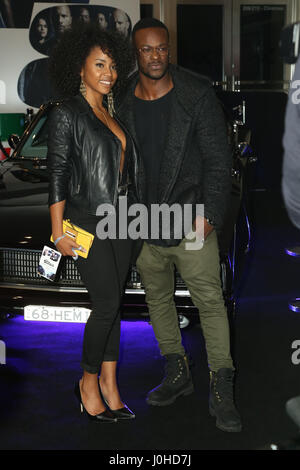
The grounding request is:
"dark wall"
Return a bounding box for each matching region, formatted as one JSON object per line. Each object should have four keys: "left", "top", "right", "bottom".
{"left": 217, "top": 90, "right": 288, "bottom": 193}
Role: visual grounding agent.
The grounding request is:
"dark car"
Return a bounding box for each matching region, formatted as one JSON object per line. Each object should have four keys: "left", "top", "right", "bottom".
{"left": 0, "top": 101, "right": 255, "bottom": 326}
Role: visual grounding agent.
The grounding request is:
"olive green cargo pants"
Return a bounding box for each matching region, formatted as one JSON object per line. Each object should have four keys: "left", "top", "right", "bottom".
{"left": 136, "top": 231, "right": 233, "bottom": 372}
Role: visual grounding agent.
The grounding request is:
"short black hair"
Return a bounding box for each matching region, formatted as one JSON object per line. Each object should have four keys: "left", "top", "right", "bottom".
{"left": 132, "top": 18, "right": 169, "bottom": 43}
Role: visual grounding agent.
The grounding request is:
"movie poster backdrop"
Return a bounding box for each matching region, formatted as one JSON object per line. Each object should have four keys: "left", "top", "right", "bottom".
{"left": 0, "top": 1, "right": 139, "bottom": 111}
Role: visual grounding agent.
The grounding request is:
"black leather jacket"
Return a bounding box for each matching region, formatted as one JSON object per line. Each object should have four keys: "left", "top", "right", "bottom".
{"left": 47, "top": 93, "right": 142, "bottom": 214}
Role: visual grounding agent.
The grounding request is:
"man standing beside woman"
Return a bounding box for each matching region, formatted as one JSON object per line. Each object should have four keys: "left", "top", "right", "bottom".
{"left": 116, "top": 18, "right": 242, "bottom": 433}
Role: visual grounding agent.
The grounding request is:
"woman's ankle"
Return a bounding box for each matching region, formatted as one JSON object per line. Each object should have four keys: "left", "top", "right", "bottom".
{"left": 81, "top": 373, "right": 99, "bottom": 392}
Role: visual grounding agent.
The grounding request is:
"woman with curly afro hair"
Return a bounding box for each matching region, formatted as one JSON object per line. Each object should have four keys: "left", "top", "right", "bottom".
{"left": 47, "top": 22, "right": 142, "bottom": 423}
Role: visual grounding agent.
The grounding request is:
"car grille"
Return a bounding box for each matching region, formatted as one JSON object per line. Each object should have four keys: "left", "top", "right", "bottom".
{"left": 0, "top": 247, "right": 188, "bottom": 290}
{"left": 0, "top": 248, "right": 83, "bottom": 286}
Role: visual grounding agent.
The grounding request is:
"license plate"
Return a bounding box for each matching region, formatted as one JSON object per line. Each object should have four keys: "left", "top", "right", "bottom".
{"left": 24, "top": 305, "right": 91, "bottom": 323}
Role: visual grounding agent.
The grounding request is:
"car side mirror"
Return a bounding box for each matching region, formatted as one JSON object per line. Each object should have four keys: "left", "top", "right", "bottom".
{"left": 8, "top": 134, "right": 21, "bottom": 149}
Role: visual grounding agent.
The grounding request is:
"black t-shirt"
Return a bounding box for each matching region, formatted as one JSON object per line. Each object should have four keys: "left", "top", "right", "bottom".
{"left": 133, "top": 88, "right": 174, "bottom": 206}
{"left": 133, "top": 87, "right": 174, "bottom": 245}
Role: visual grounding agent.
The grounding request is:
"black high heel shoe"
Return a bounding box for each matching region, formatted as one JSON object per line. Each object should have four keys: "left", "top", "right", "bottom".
{"left": 99, "top": 387, "right": 135, "bottom": 420}
{"left": 74, "top": 382, "right": 117, "bottom": 423}
{"left": 106, "top": 403, "right": 135, "bottom": 420}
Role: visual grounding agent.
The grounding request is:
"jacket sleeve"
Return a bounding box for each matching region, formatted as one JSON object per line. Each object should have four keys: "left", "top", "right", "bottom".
{"left": 47, "top": 104, "right": 73, "bottom": 206}
{"left": 195, "top": 86, "right": 232, "bottom": 231}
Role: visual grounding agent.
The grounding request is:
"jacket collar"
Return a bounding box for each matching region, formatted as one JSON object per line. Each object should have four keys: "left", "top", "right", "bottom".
{"left": 70, "top": 93, "right": 110, "bottom": 115}
{"left": 70, "top": 93, "right": 92, "bottom": 114}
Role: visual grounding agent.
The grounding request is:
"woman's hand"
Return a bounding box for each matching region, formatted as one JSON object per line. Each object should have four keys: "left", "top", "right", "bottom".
{"left": 55, "top": 235, "right": 86, "bottom": 258}
{"left": 50, "top": 202, "right": 86, "bottom": 258}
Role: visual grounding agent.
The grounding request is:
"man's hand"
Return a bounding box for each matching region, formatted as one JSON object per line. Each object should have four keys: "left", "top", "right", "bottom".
{"left": 194, "top": 215, "right": 214, "bottom": 240}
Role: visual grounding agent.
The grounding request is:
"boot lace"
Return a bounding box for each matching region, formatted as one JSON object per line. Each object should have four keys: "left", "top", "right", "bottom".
{"left": 213, "top": 373, "right": 234, "bottom": 403}
{"left": 163, "top": 357, "right": 185, "bottom": 385}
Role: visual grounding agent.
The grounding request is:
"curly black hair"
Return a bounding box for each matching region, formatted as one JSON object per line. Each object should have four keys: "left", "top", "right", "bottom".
{"left": 49, "top": 22, "right": 135, "bottom": 99}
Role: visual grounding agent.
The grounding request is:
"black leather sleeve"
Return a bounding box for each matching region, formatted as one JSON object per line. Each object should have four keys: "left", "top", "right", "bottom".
{"left": 47, "top": 104, "right": 73, "bottom": 207}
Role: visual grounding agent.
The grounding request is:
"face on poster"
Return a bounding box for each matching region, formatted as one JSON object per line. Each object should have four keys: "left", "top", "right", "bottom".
{"left": 0, "top": 1, "right": 139, "bottom": 112}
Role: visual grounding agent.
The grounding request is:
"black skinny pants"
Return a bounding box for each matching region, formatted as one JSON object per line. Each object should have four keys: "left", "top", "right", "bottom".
{"left": 67, "top": 208, "right": 133, "bottom": 374}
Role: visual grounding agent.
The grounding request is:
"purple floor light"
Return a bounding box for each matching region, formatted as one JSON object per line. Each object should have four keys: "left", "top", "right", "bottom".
{"left": 285, "top": 246, "right": 300, "bottom": 257}
{"left": 288, "top": 299, "right": 300, "bottom": 313}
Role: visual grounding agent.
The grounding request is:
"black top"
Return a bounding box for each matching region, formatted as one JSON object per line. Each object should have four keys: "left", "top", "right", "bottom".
{"left": 133, "top": 88, "right": 174, "bottom": 206}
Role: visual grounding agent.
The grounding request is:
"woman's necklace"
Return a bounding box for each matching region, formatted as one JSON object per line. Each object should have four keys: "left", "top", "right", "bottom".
{"left": 89, "top": 101, "right": 125, "bottom": 176}
{"left": 91, "top": 105, "right": 111, "bottom": 130}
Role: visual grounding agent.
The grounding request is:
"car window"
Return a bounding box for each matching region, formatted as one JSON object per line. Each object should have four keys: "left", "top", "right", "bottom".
{"left": 19, "top": 114, "right": 48, "bottom": 159}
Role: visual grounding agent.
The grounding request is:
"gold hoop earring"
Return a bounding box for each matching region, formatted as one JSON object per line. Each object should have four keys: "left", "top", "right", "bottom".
{"left": 107, "top": 90, "right": 115, "bottom": 117}
{"left": 80, "top": 79, "right": 86, "bottom": 97}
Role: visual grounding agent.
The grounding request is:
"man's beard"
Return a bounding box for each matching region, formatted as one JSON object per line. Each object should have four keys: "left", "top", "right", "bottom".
{"left": 139, "top": 62, "right": 169, "bottom": 81}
